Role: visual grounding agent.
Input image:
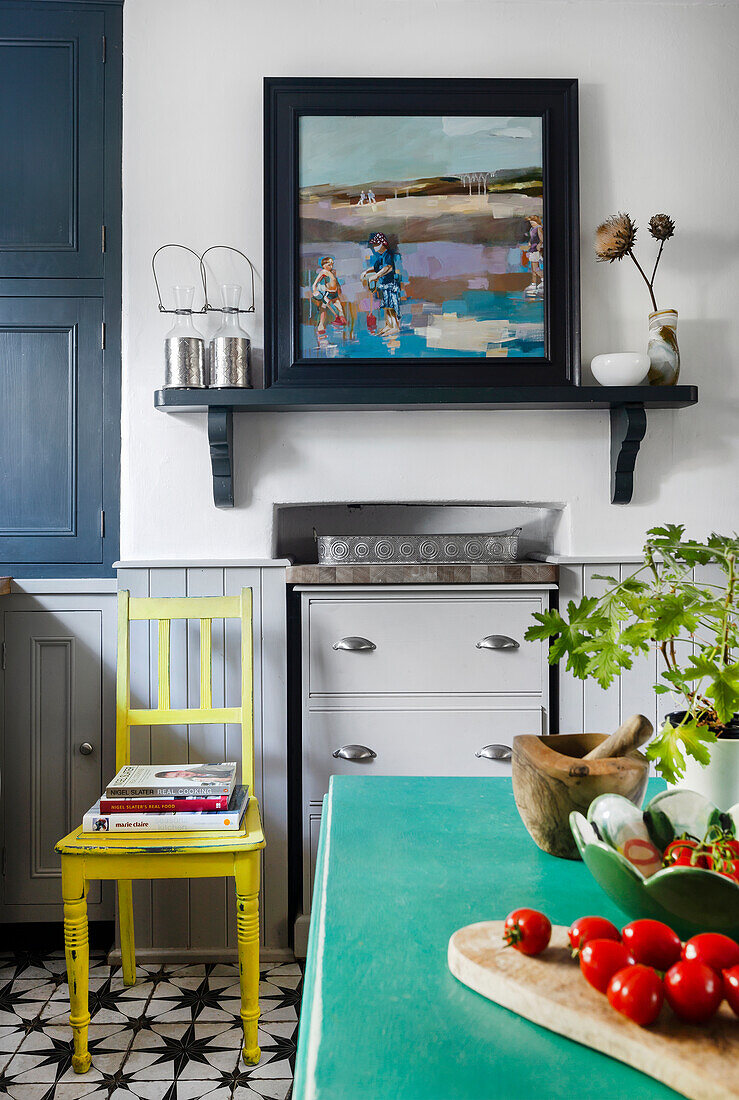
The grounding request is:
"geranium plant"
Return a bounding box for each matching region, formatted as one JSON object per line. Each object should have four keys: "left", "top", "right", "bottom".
{"left": 524, "top": 525, "right": 739, "bottom": 782}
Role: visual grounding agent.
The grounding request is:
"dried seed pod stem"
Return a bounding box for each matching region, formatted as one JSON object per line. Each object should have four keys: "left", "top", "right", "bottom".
{"left": 629, "top": 250, "right": 658, "bottom": 312}
{"left": 650, "top": 239, "right": 665, "bottom": 291}
{"left": 595, "top": 210, "right": 676, "bottom": 312}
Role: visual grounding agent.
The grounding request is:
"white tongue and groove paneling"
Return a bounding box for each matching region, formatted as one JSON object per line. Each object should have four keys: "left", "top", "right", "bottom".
{"left": 559, "top": 561, "right": 661, "bottom": 738}
{"left": 115, "top": 562, "right": 288, "bottom": 959}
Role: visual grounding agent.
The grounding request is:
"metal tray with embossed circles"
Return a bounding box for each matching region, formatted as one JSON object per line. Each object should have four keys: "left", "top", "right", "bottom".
{"left": 316, "top": 530, "right": 521, "bottom": 565}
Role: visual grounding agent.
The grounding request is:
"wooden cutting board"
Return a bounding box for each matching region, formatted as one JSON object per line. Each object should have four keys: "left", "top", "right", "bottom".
{"left": 448, "top": 921, "right": 739, "bottom": 1100}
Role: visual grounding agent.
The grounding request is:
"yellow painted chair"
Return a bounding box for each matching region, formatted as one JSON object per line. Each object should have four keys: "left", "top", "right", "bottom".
{"left": 55, "top": 588, "right": 265, "bottom": 1073}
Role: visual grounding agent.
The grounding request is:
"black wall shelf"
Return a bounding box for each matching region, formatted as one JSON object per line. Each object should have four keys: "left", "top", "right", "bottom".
{"left": 154, "top": 385, "right": 698, "bottom": 509}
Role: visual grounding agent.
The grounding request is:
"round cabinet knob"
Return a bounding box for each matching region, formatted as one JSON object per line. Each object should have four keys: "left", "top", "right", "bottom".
{"left": 79, "top": 742, "right": 94, "bottom": 756}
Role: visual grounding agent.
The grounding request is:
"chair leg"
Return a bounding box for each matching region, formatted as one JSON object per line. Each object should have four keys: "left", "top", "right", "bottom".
{"left": 118, "top": 880, "right": 136, "bottom": 986}
{"left": 62, "top": 859, "right": 91, "bottom": 1074}
{"left": 235, "top": 855, "right": 261, "bottom": 1065}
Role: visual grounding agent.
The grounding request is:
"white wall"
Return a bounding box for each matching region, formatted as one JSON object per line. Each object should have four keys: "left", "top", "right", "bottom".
{"left": 122, "top": 0, "right": 739, "bottom": 560}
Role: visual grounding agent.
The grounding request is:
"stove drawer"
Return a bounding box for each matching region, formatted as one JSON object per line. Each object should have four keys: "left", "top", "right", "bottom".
{"left": 305, "top": 595, "right": 544, "bottom": 698}
{"left": 303, "top": 706, "right": 543, "bottom": 802}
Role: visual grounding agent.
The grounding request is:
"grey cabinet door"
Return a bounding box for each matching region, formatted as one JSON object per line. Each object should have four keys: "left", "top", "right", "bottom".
{"left": 2, "top": 609, "right": 103, "bottom": 907}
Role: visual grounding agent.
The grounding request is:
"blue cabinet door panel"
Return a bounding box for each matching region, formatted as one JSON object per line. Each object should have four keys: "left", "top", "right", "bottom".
{"left": 0, "top": 9, "right": 104, "bottom": 278}
{"left": 0, "top": 296, "right": 103, "bottom": 564}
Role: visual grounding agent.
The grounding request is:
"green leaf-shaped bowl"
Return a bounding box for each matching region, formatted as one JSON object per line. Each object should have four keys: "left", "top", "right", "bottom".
{"left": 570, "top": 789, "right": 739, "bottom": 940}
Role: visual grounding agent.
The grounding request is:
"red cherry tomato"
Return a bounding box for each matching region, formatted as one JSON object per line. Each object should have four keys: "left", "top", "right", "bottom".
{"left": 621, "top": 919, "right": 682, "bottom": 970}
{"left": 682, "top": 932, "right": 739, "bottom": 972}
{"left": 663, "top": 838, "right": 711, "bottom": 869}
{"left": 503, "top": 908, "right": 552, "bottom": 956}
{"left": 707, "top": 836, "right": 739, "bottom": 883}
{"left": 723, "top": 964, "right": 739, "bottom": 1017}
{"left": 579, "top": 938, "right": 636, "bottom": 994}
{"left": 664, "top": 960, "right": 723, "bottom": 1023}
{"left": 607, "top": 964, "right": 664, "bottom": 1026}
{"left": 568, "top": 916, "right": 620, "bottom": 954}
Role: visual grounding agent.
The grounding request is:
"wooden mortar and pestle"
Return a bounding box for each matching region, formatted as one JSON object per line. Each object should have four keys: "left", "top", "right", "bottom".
{"left": 512, "top": 715, "right": 653, "bottom": 860}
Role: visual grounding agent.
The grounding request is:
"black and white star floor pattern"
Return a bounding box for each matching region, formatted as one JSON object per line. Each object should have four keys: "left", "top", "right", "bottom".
{"left": 0, "top": 949, "right": 301, "bottom": 1099}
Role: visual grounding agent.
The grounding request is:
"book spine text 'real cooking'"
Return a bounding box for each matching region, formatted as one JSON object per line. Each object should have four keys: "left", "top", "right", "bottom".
{"left": 99, "top": 796, "right": 229, "bottom": 813}
{"left": 103, "top": 784, "right": 232, "bottom": 798}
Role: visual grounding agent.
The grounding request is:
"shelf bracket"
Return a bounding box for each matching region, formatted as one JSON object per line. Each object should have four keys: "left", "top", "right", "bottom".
{"left": 207, "top": 406, "right": 234, "bottom": 508}
{"left": 610, "top": 403, "right": 647, "bottom": 505}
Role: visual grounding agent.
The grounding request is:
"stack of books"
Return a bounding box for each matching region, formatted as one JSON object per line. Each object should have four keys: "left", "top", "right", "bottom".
{"left": 82, "top": 763, "right": 249, "bottom": 832}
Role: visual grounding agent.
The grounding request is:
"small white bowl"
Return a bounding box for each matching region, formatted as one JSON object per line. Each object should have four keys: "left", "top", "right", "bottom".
{"left": 590, "top": 352, "right": 649, "bottom": 387}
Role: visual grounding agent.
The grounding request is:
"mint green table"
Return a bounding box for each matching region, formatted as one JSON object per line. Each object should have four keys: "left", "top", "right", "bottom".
{"left": 293, "top": 776, "right": 678, "bottom": 1100}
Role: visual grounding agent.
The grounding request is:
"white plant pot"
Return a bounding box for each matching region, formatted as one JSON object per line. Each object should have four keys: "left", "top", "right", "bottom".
{"left": 673, "top": 735, "right": 739, "bottom": 809}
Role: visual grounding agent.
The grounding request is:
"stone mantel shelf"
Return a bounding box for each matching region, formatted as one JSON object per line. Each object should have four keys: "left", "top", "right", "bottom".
{"left": 153, "top": 384, "right": 698, "bottom": 509}
{"left": 285, "top": 562, "right": 558, "bottom": 585}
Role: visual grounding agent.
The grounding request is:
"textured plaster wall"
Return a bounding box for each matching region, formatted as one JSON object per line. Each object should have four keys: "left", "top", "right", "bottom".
{"left": 121, "top": 0, "right": 739, "bottom": 559}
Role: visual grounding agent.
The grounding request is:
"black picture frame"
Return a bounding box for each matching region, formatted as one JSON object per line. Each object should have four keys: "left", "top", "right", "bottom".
{"left": 264, "top": 77, "right": 580, "bottom": 390}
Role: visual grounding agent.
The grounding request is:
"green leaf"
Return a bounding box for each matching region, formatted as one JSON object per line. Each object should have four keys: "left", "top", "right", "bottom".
{"left": 703, "top": 662, "right": 739, "bottom": 725}
{"left": 683, "top": 654, "right": 720, "bottom": 682}
{"left": 618, "top": 622, "right": 653, "bottom": 652}
{"left": 647, "top": 523, "right": 686, "bottom": 541}
{"left": 652, "top": 594, "right": 699, "bottom": 639}
{"left": 646, "top": 716, "right": 717, "bottom": 783}
{"left": 646, "top": 720, "right": 686, "bottom": 783}
{"left": 524, "top": 609, "right": 567, "bottom": 642}
{"left": 584, "top": 635, "right": 633, "bottom": 688}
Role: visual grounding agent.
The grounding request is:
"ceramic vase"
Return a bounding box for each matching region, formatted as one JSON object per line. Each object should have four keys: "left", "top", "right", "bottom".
{"left": 647, "top": 309, "right": 680, "bottom": 385}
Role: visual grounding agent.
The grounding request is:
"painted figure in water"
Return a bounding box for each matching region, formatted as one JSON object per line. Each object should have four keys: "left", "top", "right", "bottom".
{"left": 312, "top": 256, "right": 347, "bottom": 335}
{"left": 299, "top": 114, "right": 545, "bottom": 360}
{"left": 361, "top": 233, "right": 402, "bottom": 336}
{"left": 525, "top": 215, "right": 544, "bottom": 298}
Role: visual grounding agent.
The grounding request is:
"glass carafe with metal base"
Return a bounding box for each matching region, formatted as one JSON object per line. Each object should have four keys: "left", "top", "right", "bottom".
{"left": 209, "top": 284, "right": 252, "bottom": 388}
{"left": 164, "top": 285, "right": 206, "bottom": 387}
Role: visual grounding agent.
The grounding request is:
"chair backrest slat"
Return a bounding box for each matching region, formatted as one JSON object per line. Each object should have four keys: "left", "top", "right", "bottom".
{"left": 128, "top": 595, "right": 242, "bottom": 621}
{"left": 158, "top": 619, "right": 171, "bottom": 710}
{"left": 241, "top": 590, "right": 254, "bottom": 794}
{"left": 200, "top": 618, "right": 212, "bottom": 710}
{"left": 115, "top": 590, "right": 254, "bottom": 796}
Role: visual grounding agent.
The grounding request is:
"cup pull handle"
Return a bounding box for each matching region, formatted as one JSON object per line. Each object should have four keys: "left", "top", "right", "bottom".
{"left": 475, "top": 744, "right": 512, "bottom": 761}
{"left": 476, "top": 635, "right": 519, "bottom": 650}
{"left": 332, "top": 744, "right": 377, "bottom": 761}
{"left": 332, "top": 636, "right": 376, "bottom": 651}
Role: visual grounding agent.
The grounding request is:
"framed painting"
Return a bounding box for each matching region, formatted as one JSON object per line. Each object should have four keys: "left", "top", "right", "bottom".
{"left": 264, "top": 78, "right": 579, "bottom": 390}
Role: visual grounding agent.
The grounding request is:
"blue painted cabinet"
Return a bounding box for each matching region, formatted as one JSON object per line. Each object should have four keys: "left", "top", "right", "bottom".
{"left": 0, "top": 2, "right": 121, "bottom": 574}
{"left": 0, "top": 8, "right": 104, "bottom": 280}
{"left": 0, "top": 297, "right": 104, "bottom": 563}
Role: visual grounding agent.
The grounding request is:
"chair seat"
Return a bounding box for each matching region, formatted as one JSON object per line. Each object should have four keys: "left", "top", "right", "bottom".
{"left": 56, "top": 795, "right": 265, "bottom": 856}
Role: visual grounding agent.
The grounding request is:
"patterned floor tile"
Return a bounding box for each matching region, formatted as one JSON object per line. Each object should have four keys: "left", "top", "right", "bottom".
{"left": 238, "top": 1081, "right": 293, "bottom": 1100}
{"left": 0, "top": 956, "right": 301, "bottom": 1098}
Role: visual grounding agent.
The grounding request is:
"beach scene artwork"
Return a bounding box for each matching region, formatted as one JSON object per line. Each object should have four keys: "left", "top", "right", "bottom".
{"left": 299, "top": 114, "right": 545, "bottom": 360}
